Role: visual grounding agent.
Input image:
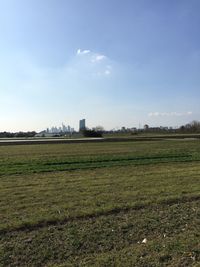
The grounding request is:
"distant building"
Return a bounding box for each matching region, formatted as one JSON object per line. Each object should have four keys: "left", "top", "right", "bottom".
{"left": 131, "top": 127, "right": 137, "bottom": 132}
{"left": 79, "top": 119, "right": 86, "bottom": 131}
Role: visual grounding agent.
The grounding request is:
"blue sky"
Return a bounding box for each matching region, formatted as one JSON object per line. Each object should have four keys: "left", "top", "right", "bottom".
{"left": 0, "top": 0, "right": 200, "bottom": 131}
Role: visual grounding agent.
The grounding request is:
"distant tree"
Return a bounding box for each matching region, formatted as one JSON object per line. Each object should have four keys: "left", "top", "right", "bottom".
{"left": 92, "top": 126, "right": 104, "bottom": 133}
{"left": 0, "top": 131, "right": 37, "bottom": 138}
{"left": 143, "top": 124, "right": 149, "bottom": 131}
{"left": 82, "top": 129, "right": 103, "bottom": 137}
{"left": 190, "top": 121, "right": 200, "bottom": 132}
{"left": 179, "top": 121, "right": 200, "bottom": 133}
{"left": 179, "top": 125, "right": 186, "bottom": 133}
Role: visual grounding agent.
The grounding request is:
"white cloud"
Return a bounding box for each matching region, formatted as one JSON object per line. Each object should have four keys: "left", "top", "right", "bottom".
{"left": 148, "top": 111, "right": 193, "bottom": 117}
{"left": 91, "top": 54, "right": 106, "bottom": 63}
{"left": 95, "top": 65, "right": 112, "bottom": 76}
{"left": 104, "top": 65, "right": 112, "bottom": 75}
{"left": 105, "top": 70, "right": 111, "bottom": 75}
{"left": 76, "top": 49, "right": 91, "bottom": 55}
{"left": 75, "top": 49, "right": 111, "bottom": 76}
{"left": 76, "top": 49, "right": 107, "bottom": 63}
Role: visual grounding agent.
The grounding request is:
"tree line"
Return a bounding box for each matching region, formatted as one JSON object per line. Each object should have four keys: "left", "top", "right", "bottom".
{"left": 178, "top": 121, "right": 200, "bottom": 133}
{"left": 0, "top": 131, "right": 36, "bottom": 138}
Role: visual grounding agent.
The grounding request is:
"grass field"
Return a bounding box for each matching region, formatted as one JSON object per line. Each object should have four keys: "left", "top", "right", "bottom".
{"left": 0, "top": 139, "right": 200, "bottom": 266}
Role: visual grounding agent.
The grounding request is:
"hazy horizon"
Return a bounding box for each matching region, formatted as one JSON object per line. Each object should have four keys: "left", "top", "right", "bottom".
{"left": 0, "top": 0, "right": 200, "bottom": 132}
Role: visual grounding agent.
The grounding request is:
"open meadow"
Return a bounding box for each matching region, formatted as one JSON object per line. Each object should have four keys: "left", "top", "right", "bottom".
{"left": 0, "top": 139, "right": 200, "bottom": 266}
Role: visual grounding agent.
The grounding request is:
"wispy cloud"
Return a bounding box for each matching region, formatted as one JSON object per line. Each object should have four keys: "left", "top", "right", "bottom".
{"left": 105, "top": 70, "right": 111, "bottom": 75}
{"left": 148, "top": 111, "right": 193, "bottom": 117}
{"left": 75, "top": 49, "right": 111, "bottom": 76}
{"left": 76, "top": 49, "right": 107, "bottom": 62}
{"left": 91, "top": 54, "right": 106, "bottom": 63}
{"left": 104, "top": 65, "right": 112, "bottom": 75}
{"left": 76, "top": 49, "right": 91, "bottom": 55}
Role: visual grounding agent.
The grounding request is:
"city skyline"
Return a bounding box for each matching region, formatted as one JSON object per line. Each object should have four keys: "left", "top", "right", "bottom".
{"left": 46, "top": 122, "right": 74, "bottom": 134}
{"left": 0, "top": 0, "right": 200, "bottom": 132}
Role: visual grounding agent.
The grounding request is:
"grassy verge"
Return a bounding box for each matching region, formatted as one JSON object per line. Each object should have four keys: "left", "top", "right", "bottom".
{"left": 1, "top": 199, "right": 199, "bottom": 266}
{"left": 0, "top": 140, "right": 200, "bottom": 266}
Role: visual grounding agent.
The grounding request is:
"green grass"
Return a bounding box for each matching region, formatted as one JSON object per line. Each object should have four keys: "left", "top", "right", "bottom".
{"left": 0, "top": 140, "right": 200, "bottom": 266}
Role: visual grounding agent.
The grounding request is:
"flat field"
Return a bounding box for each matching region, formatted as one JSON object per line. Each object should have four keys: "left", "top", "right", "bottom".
{"left": 0, "top": 140, "right": 200, "bottom": 266}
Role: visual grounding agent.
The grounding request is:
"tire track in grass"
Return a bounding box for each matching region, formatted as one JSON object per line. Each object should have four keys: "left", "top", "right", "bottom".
{"left": 1, "top": 194, "right": 199, "bottom": 235}
{"left": 1, "top": 154, "right": 199, "bottom": 176}
{"left": 1, "top": 199, "right": 199, "bottom": 267}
